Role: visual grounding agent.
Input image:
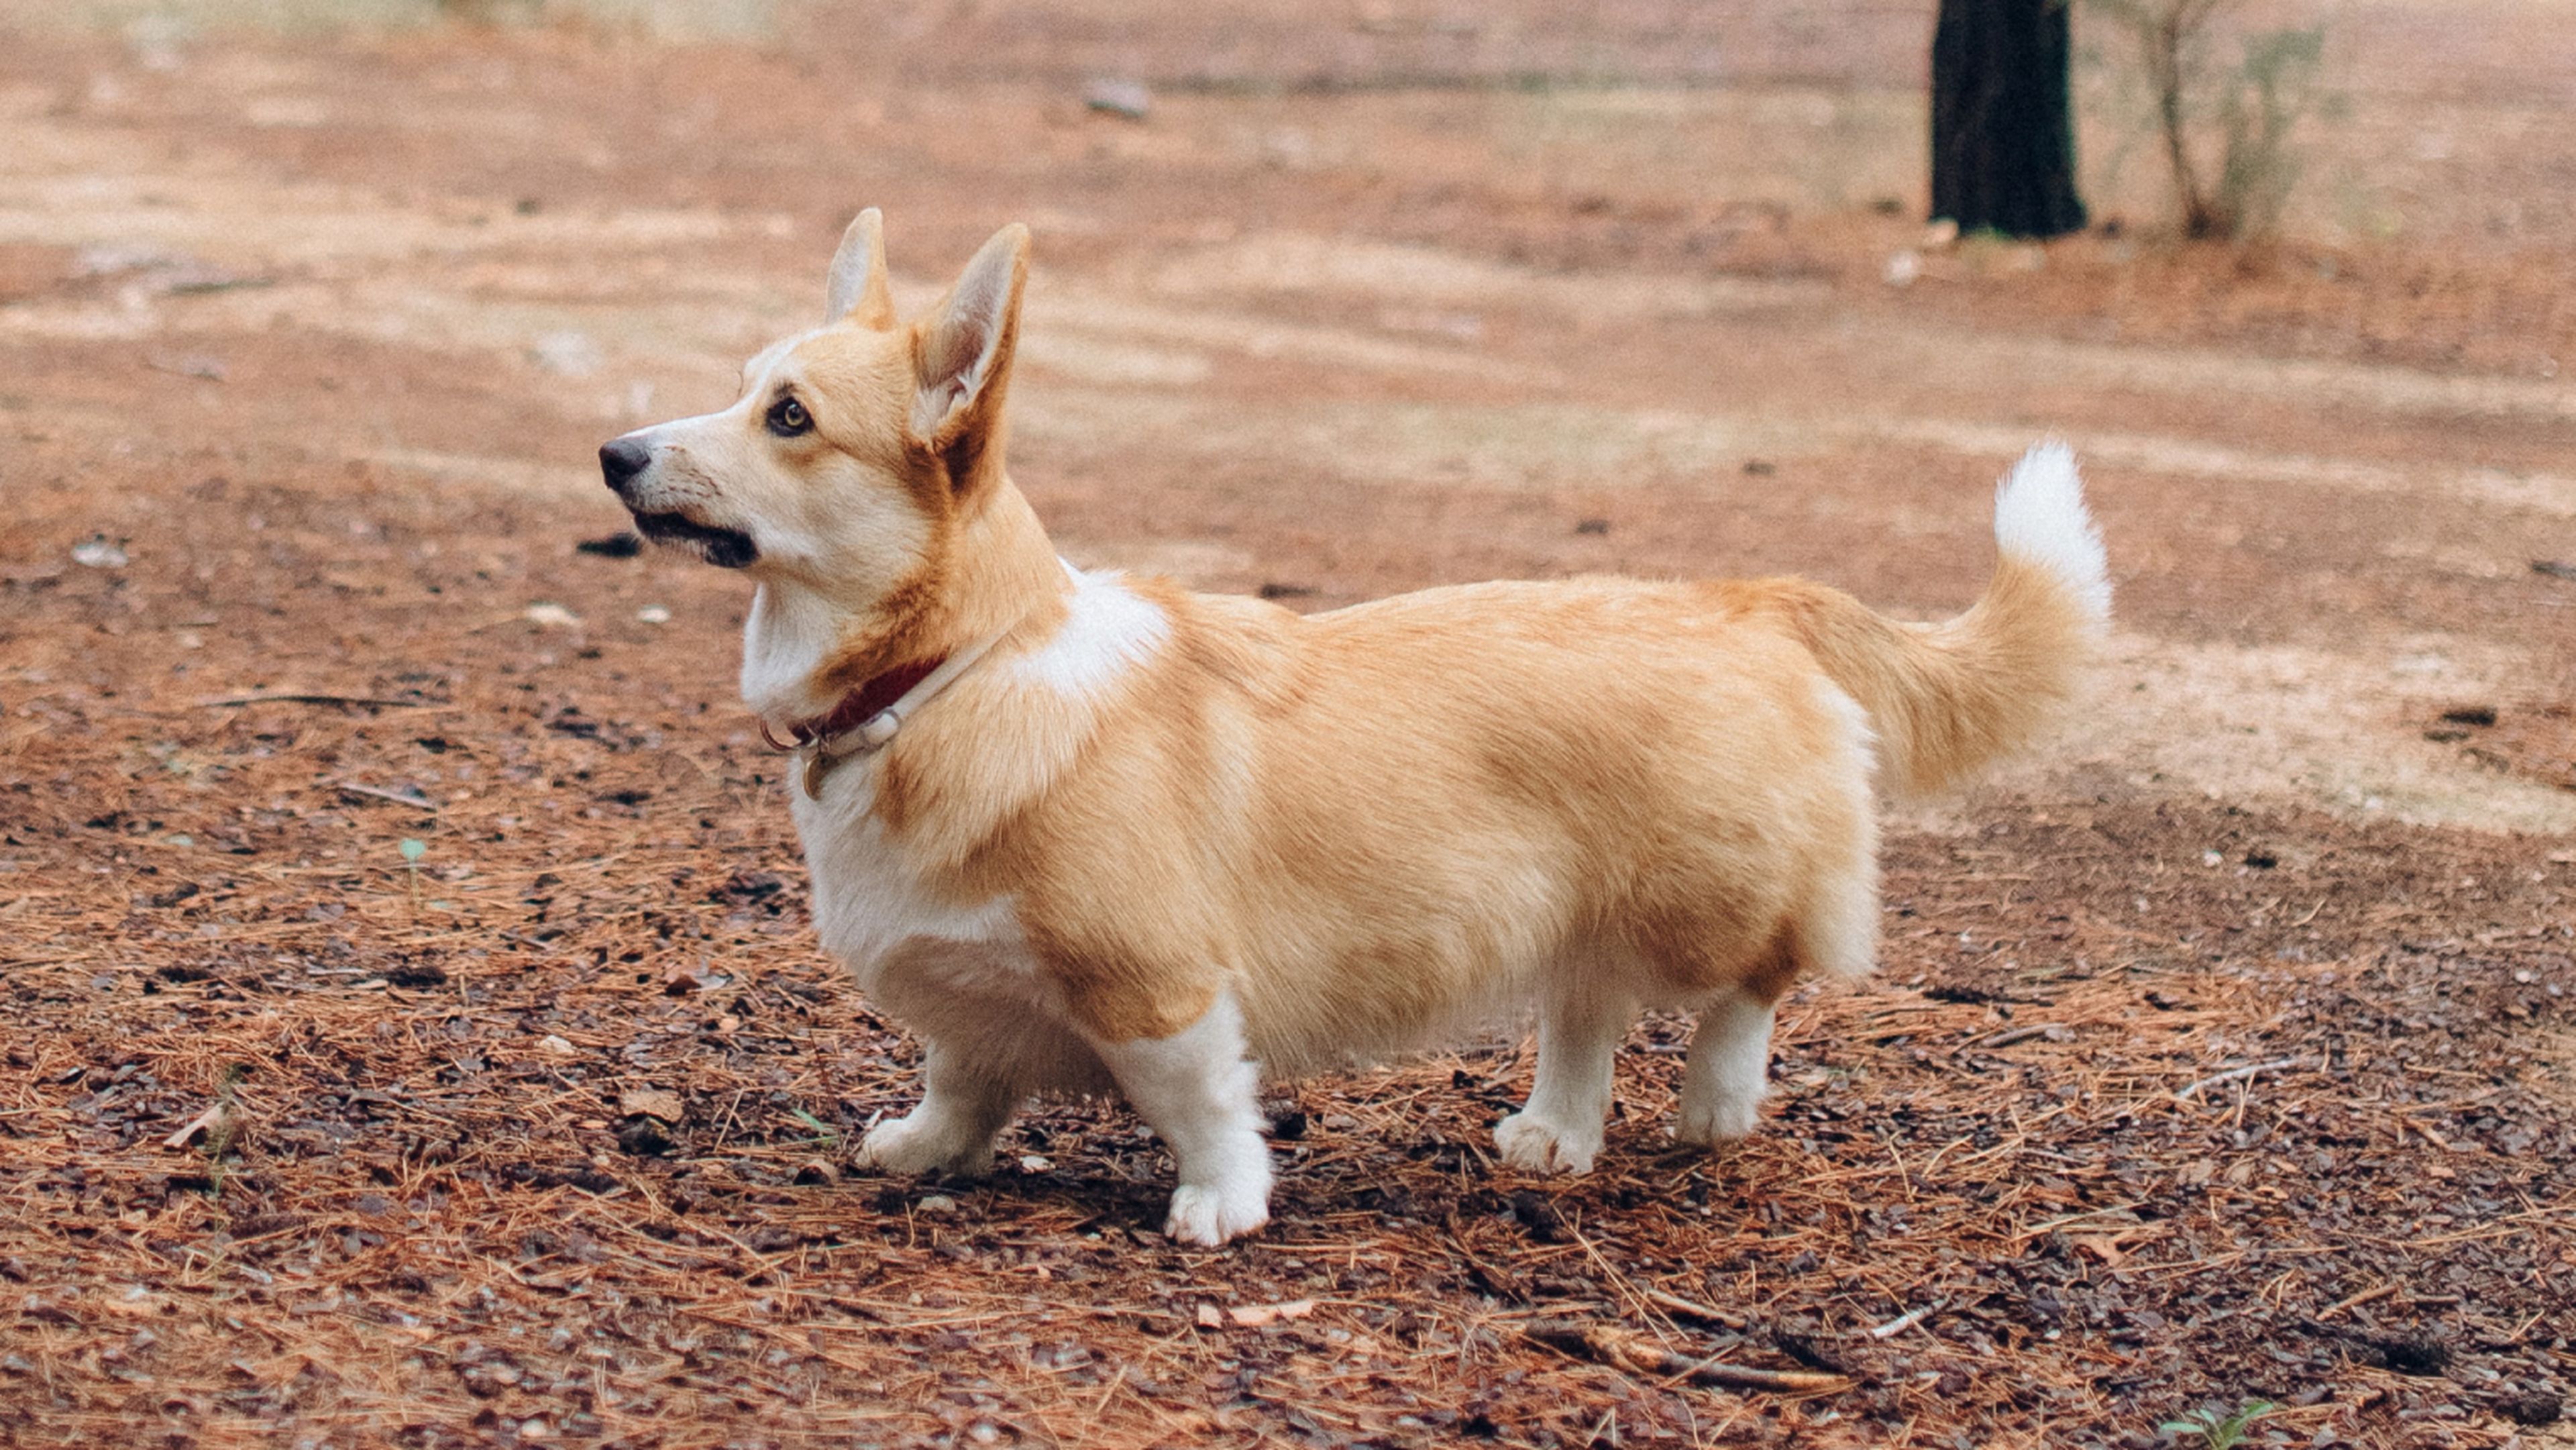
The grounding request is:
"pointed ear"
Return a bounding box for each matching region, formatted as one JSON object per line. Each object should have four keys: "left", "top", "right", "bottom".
{"left": 910, "top": 223, "right": 1029, "bottom": 476}
{"left": 823, "top": 207, "right": 895, "bottom": 328}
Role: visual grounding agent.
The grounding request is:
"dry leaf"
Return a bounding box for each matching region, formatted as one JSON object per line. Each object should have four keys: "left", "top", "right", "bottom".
{"left": 163, "top": 1100, "right": 237, "bottom": 1152}
{"left": 661, "top": 964, "right": 724, "bottom": 995}
{"left": 2072, "top": 1235, "right": 2128, "bottom": 1267}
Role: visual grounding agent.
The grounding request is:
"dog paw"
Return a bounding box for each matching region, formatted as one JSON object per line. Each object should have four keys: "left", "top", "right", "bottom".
{"left": 855, "top": 1115, "right": 993, "bottom": 1177}
{"left": 1672, "top": 1095, "right": 1761, "bottom": 1147}
{"left": 1494, "top": 1112, "right": 1601, "bottom": 1174}
{"left": 1162, "top": 1183, "right": 1270, "bottom": 1247}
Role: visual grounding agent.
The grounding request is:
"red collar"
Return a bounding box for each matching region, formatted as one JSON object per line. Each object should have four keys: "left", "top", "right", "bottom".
{"left": 759, "top": 654, "right": 946, "bottom": 752}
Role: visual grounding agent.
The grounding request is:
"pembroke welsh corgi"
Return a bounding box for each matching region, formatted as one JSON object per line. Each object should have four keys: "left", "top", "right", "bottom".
{"left": 599, "top": 211, "right": 2109, "bottom": 1245}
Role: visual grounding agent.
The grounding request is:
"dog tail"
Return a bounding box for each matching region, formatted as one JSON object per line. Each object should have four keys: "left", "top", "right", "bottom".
{"left": 1762, "top": 443, "right": 2110, "bottom": 796}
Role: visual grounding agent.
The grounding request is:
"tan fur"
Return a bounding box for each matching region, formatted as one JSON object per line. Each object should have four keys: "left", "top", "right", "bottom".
{"left": 915, "top": 573, "right": 1891, "bottom": 1057}
{"left": 601, "top": 215, "right": 2109, "bottom": 1242}
{"left": 1744, "top": 560, "right": 2098, "bottom": 796}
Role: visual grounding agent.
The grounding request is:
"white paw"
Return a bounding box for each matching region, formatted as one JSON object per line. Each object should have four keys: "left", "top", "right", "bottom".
{"left": 1672, "top": 1094, "right": 1762, "bottom": 1148}
{"left": 1162, "top": 1182, "right": 1270, "bottom": 1247}
{"left": 1494, "top": 1111, "right": 1601, "bottom": 1174}
{"left": 855, "top": 1113, "right": 993, "bottom": 1177}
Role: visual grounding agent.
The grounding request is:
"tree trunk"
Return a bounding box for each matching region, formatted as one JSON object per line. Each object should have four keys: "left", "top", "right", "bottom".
{"left": 1931, "top": 0, "right": 2089, "bottom": 238}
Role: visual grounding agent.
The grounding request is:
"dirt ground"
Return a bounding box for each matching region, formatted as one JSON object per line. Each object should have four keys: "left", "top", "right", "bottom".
{"left": 3, "top": 3, "right": 2574, "bottom": 1447}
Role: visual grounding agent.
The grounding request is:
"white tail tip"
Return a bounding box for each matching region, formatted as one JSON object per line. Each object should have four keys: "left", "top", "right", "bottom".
{"left": 1993, "top": 442, "right": 2110, "bottom": 626}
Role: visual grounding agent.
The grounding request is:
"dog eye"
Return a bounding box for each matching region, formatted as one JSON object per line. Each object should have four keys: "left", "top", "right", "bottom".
{"left": 766, "top": 397, "right": 812, "bottom": 437}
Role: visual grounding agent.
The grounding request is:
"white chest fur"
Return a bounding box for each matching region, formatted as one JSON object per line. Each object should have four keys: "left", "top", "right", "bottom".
{"left": 778, "top": 564, "right": 1170, "bottom": 1000}
{"left": 788, "top": 775, "right": 1022, "bottom": 990}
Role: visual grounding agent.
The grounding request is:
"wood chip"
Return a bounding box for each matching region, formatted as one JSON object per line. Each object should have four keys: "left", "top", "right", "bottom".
{"left": 619, "top": 1088, "right": 685, "bottom": 1122}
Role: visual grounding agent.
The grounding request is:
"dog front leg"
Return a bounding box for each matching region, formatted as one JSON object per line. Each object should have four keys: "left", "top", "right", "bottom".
{"left": 1495, "top": 982, "right": 1633, "bottom": 1174}
{"left": 1087, "top": 992, "right": 1271, "bottom": 1247}
{"left": 857, "top": 1040, "right": 1020, "bottom": 1177}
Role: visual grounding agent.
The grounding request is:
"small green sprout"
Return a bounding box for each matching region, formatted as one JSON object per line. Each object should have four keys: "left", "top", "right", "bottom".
{"left": 398, "top": 837, "right": 426, "bottom": 911}
{"left": 2160, "top": 1400, "right": 2281, "bottom": 1450}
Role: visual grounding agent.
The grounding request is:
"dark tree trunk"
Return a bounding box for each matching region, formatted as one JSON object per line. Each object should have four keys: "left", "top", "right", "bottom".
{"left": 1931, "top": 0, "right": 2088, "bottom": 238}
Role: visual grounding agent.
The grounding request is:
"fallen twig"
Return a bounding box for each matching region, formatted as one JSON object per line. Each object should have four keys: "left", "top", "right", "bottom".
{"left": 145, "top": 355, "right": 227, "bottom": 381}
{"left": 1972, "top": 1022, "right": 2069, "bottom": 1049}
{"left": 337, "top": 780, "right": 439, "bottom": 811}
{"left": 2317, "top": 1282, "right": 2398, "bottom": 1320}
{"left": 2009, "top": 1203, "right": 2145, "bottom": 1243}
{"left": 199, "top": 691, "right": 437, "bottom": 709}
{"left": 1866, "top": 1298, "right": 1947, "bottom": 1339}
{"left": 1524, "top": 1322, "right": 1854, "bottom": 1395}
{"left": 2176, "top": 1057, "right": 2307, "bottom": 1100}
{"left": 1642, "top": 1287, "right": 1750, "bottom": 1329}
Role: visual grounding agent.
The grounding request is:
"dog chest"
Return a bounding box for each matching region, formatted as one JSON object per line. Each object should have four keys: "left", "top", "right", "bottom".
{"left": 789, "top": 779, "right": 1026, "bottom": 990}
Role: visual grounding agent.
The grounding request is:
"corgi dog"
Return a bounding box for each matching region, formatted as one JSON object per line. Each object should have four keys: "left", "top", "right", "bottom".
{"left": 598, "top": 211, "right": 2109, "bottom": 1246}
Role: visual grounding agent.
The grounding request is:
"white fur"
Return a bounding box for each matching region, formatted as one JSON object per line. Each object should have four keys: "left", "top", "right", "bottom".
{"left": 1674, "top": 992, "right": 1776, "bottom": 1145}
{"left": 856, "top": 1039, "right": 1022, "bottom": 1176}
{"left": 1009, "top": 565, "right": 1169, "bottom": 698}
{"left": 741, "top": 579, "right": 855, "bottom": 727}
{"left": 1495, "top": 972, "right": 1633, "bottom": 1174}
{"left": 790, "top": 564, "right": 1171, "bottom": 985}
{"left": 795, "top": 790, "right": 1024, "bottom": 987}
{"left": 789, "top": 564, "right": 1173, "bottom": 993}
{"left": 780, "top": 561, "right": 1216, "bottom": 1208}
{"left": 1084, "top": 992, "right": 1271, "bottom": 1246}
{"left": 1993, "top": 442, "right": 2112, "bottom": 628}
{"left": 798, "top": 770, "right": 1117, "bottom": 1181}
{"left": 1806, "top": 678, "right": 1882, "bottom": 980}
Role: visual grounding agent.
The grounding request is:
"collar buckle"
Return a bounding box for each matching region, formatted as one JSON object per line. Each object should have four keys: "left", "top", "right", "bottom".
{"left": 765, "top": 559, "right": 1079, "bottom": 802}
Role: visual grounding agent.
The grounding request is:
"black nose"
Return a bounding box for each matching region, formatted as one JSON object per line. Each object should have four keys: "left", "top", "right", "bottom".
{"left": 599, "top": 437, "right": 653, "bottom": 494}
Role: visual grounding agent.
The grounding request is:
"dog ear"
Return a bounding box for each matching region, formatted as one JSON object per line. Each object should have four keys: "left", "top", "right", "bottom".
{"left": 909, "top": 223, "right": 1029, "bottom": 481}
{"left": 824, "top": 207, "right": 895, "bottom": 329}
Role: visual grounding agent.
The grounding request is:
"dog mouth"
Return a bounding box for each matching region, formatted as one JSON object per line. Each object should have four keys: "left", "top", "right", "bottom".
{"left": 631, "top": 511, "right": 759, "bottom": 570}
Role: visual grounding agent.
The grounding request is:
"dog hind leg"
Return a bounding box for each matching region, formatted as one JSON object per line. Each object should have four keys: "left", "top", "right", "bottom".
{"left": 1495, "top": 976, "right": 1633, "bottom": 1174}
{"left": 1673, "top": 989, "right": 1776, "bottom": 1145}
{"left": 1087, "top": 992, "right": 1272, "bottom": 1247}
{"left": 1673, "top": 797, "right": 1878, "bottom": 1146}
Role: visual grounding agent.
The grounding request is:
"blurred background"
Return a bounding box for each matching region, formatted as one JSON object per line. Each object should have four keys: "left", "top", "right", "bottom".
{"left": 4, "top": 0, "right": 2569, "bottom": 828}
{"left": 17, "top": 0, "right": 2576, "bottom": 258}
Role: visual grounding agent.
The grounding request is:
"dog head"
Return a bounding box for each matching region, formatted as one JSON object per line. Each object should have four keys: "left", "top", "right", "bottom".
{"left": 598, "top": 209, "right": 1030, "bottom": 605}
